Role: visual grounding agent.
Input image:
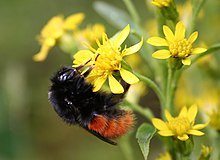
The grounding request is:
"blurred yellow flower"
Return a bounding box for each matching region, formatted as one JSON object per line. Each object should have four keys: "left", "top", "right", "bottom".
{"left": 156, "top": 152, "right": 172, "bottom": 160}
{"left": 208, "top": 107, "right": 220, "bottom": 130}
{"left": 147, "top": 21, "right": 207, "bottom": 65}
{"left": 33, "top": 13, "right": 85, "bottom": 61}
{"left": 151, "top": 0, "right": 171, "bottom": 8}
{"left": 74, "top": 23, "right": 105, "bottom": 49}
{"left": 152, "top": 104, "right": 207, "bottom": 141}
{"left": 177, "top": 1, "right": 204, "bottom": 28}
{"left": 199, "top": 145, "right": 212, "bottom": 159}
{"left": 73, "top": 25, "right": 143, "bottom": 94}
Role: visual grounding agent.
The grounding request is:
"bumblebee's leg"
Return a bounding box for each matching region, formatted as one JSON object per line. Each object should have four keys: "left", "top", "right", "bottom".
{"left": 83, "top": 127, "right": 117, "bottom": 145}
{"left": 80, "top": 54, "right": 100, "bottom": 77}
{"left": 118, "top": 79, "right": 130, "bottom": 94}
{"left": 103, "top": 79, "right": 130, "bottom": 109}
{"left": 76, "top": 59, "right": 92, "bottom": 70}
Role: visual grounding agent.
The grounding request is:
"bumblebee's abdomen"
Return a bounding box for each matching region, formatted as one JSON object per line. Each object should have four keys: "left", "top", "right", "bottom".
{"left": 88, "top": 111, "right": 134, "bottom": 138}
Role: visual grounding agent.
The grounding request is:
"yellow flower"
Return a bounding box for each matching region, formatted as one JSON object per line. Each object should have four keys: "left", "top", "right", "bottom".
{"left": 199, "top": 145, "right": 212, "bottom": 159}
{"left": 74, "top": 23, "right": 106, "bottom": 49}
{"left": 73, "top": 25, "right": 143, "bottom": 94}
{"left": 33, "top": 13, "right": 85, "bottom": 61}
{"left": 151, "top": 0, "right": 172, "bottom": 8}
{"left": 152, "top": 104, "right": 207, "bottom": 141}
{"left": 147, "top": 21, "right": 207, "bottom": 65}
{"left": 208, "top": 107, "right": 220, "bottom": 130}
{"left": 156, "top": 152, "right": 172, "bottom": 160}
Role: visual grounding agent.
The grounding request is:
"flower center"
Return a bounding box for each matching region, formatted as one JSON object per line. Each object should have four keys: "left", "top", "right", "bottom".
{"left": 169, "top": 39, "right": 193, "bottom": 58}
{"left": 168, "top": 117, "right": 191, "bottom": 136}
{"left": 91, "top": 40, "right": 122, "bottom": 78}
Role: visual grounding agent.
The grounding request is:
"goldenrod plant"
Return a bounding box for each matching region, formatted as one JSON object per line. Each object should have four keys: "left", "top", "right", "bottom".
{"left": 33, "top": 0, "right": 220, "bottom": 159}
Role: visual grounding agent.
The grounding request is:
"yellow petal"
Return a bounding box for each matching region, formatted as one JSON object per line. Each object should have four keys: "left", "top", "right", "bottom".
{"left": 163, "top": 25, "right": 175, "bottom": 43}
{"left": 192, "top": 124, "right": 207, "bottom": 130}
{"left": 108, "top": 74, "right": 124, "bottom": 94}
{"left": 152, "top": 118, "right": 169, "bottom": 130}
{"left": 92, "top": 77, "right": 106, "bottom": 92}
{"left": 44, "top": 38, "right": 56, "bottom": 47}
{"left": 187, "top": 104, "right": 198, "bottom": 123}
{"left": 152, "top": 50, "right": 171, "bottom": 59}
{"left": 122, "top": 37, "right": 143, "bottom": 56}
{"left": 191, "top": 48, "right": 207, "bottom": 54}
{"left": 177, "top": 134, "right": 189, "bottom": 141}
{"left": 187, "top": 130, "right": 205, "bottom": 136}
{"left": 73, "top": 50, "right": 94, "bottom": 65}
{"left": 41, "top": 15, "right": 64, "bottom": 38}
{"left": 63, "top": 13, "right": 85, "bottom": 30}
{"left": 114, "top": 25, "right": 130, "bottom": 47}
{"left": 175, "top": 21, "right": 185, "bottom": 41}
{"left": 151, "top": 1, "right": 161, "bottom": 7}
{"left": 120, "top": 68, "right": 139, "bottom": 84}
{"left": 188, "top": 31, "right": 198, "bottom": 43}
{"left": 179, "top": 106, "right": 187, "bottom": 117}
{"left": 33, "top": 45, "right": 51, "bottom": 62}
{"left": 181, "top": 57, "right": 191, "bottom": 65}
{"left": 158, "top": 130, "right": 175, "bottom": 136}
{"left": 147, "top": 37, "right": 168, "bottom": 46}
{"left": 165, "top": 110, "right": 174, "bottom": 121}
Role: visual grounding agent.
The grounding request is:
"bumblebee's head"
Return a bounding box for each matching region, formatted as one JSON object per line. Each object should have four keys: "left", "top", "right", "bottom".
{"left": 51, "top": 67, "right": 77, "bottom": 84}
{"left": 48, "top": 67, "right": 80, "bottom": 124}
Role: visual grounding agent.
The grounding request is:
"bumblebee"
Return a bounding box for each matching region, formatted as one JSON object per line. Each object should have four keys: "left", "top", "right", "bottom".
{"left": 48, "top": 63, "right": 134, "bottom": 145}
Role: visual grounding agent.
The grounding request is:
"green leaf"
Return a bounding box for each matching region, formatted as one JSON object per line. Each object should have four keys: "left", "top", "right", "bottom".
{"left": 93, "top": 1, "right": 138, "bottom": 30}
{"left": 136, "top": 123, "right": 156, "bottom": 160}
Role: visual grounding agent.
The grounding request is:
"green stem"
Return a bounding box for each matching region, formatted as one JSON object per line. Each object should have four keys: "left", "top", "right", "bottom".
{"left": 180, "top": 155, "right": 191, "bottom": 160}
{"left": 124, "top": 100, "right": 154, "bottom": 121}
{"left": 118, "top": 132, "right": 134, "bottom": 160}
{"left": 213, "top": 132, "right": 220, "bottom": 160}
{"left": 165, "top": 66, "right": 175, "bottom": 113}
{"left": 122, "top": 0, "right": 161, "bottom": 77}
{"left": 135, "top": 72, "right": 165, "bottom": 108}
{"left": 122, "top": 0, "right": 140, "bottom": 25}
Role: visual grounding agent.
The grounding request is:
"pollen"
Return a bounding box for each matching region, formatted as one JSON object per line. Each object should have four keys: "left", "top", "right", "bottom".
{"left": 96, "top": 41, "right": 122, "bottom": 70}
{"left": 168, "top": 117, "right": 191, "bottom": 136}
{"left": 169, "top": 39, "right": 193, "bottom": 58}
{"left": 90, "top": 40, "right": 123, "bottom": 78}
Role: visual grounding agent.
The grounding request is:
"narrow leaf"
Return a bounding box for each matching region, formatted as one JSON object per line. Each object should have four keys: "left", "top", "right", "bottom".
{"left": 93, "top": 1, "right": 138, "bottom": 31}
{"left": 136, "top": 123, "right": 156, "bottom": 160}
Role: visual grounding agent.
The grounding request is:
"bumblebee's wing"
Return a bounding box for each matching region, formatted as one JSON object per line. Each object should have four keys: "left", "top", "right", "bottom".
{"left": 83, "top": 127, "right": 117, "bottom": 145}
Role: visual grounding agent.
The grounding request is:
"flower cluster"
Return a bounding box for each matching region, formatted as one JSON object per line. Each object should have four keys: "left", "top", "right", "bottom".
{"left": 147, "top": 21, "right": 207, "bottom": 65}
{"left": 33, "top": 13, "right": 85, "bottom": 61}
{"left": 152, "top": 104, "right": 207, "bottom": 141}
{"left": 73, "top": 25, "right": 143, "bottom": 94}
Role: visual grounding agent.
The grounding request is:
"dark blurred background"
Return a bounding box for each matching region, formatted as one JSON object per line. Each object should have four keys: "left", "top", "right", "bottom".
{"left": 1, "top": 0, "right": 220, "bottom": 160}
